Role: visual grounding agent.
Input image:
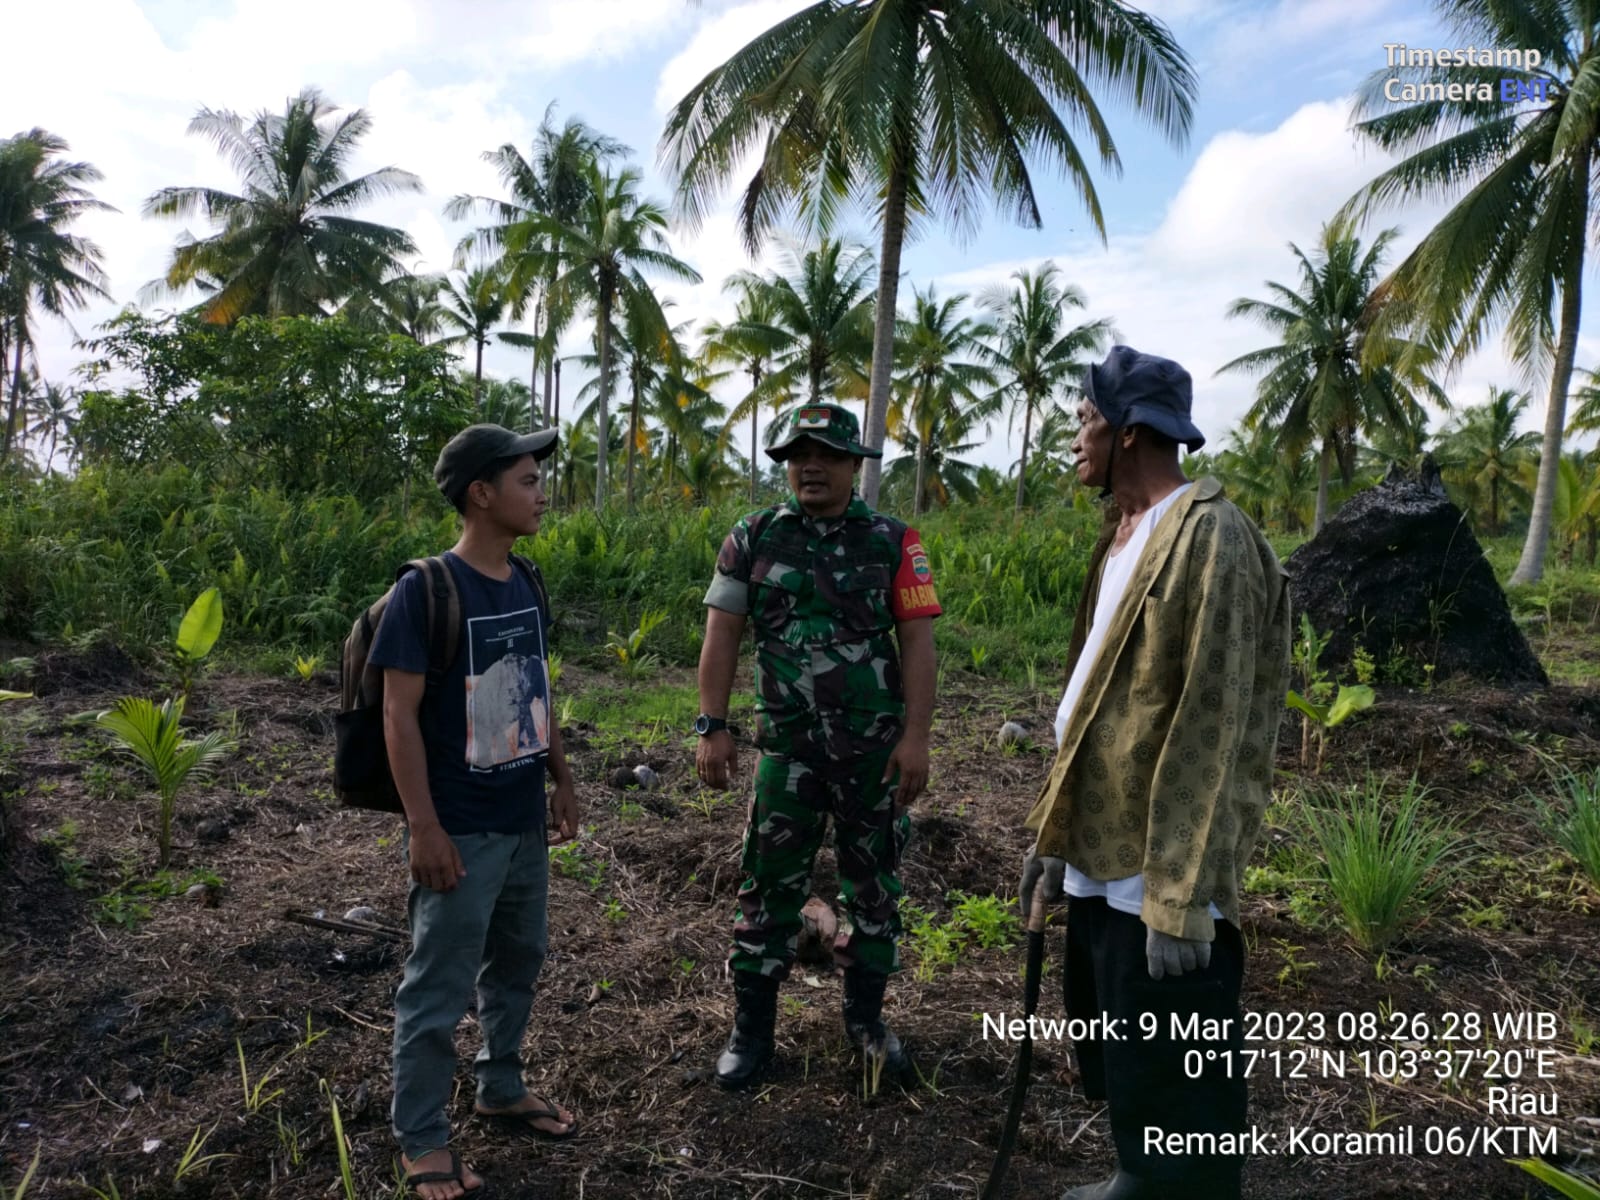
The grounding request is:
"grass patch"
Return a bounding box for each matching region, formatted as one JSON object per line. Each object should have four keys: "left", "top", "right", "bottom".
{"left": 1302, "top": 774, "right": 1466, "bottom": 954}
{"left": 1532, "top": 766, "right": 1600, "bottom": 887}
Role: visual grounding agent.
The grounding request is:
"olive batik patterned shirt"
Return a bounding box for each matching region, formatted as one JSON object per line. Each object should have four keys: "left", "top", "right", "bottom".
{"left": 1025, "top": 478, "right": 1292, "bottom": 941}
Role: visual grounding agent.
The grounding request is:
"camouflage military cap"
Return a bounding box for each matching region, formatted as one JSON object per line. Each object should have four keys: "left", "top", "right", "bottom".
{"left": 764, "top": 402, "right": 882, "bottom": 461}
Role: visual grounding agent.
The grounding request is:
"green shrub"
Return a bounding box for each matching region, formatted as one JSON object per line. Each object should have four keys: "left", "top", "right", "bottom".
{"left": 1302, "top": 774, "right": 1465, "bottom": 954}
{"left": 1, "top": 469, "right": 1097, "bottom": 677}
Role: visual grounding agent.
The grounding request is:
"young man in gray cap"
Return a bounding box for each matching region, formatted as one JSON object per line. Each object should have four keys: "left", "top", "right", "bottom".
{"left": 369, "top": 424, "right": 579, "bottom": 1200}
{"left": 695, "top": 402, "right": 940, "bottom": 1089}
{"left": 1019, "top": 348, "right": 1291, "bottom": 1200}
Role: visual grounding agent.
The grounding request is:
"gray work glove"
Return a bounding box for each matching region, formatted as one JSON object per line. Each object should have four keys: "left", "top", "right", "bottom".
{"left": 1145, "top": 926, "right": 1213, "bottom": 980}
{"left": 1018, "top": 846, "right": 1066, "bottom": 919}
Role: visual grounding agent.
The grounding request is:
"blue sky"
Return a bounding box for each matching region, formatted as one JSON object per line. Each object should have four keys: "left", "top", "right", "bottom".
{"left": 6, "top": 0, "right": 1595, "bottom": 468}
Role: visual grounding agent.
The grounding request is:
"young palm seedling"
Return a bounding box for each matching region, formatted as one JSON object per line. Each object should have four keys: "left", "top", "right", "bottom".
{"left": 97, "top": 695, "right": 235, "bottom": 868}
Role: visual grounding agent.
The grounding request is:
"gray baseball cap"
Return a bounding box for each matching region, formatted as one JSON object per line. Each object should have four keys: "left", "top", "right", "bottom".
{"left": 1084, "top": 346, "right": 1206, "bottom": 451}
{"left": 434, "top": 423, "right": 559, "bottom": 502}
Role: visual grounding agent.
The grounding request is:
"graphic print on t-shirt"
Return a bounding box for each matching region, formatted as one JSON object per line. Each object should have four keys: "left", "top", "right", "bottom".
{"left": 463, "top": 604, "right": 549, "bottom": 772}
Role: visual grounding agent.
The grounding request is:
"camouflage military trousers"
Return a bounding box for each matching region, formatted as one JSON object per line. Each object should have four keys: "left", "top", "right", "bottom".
{"left": 730, "top": 747, "right": 911, "bottom": 980}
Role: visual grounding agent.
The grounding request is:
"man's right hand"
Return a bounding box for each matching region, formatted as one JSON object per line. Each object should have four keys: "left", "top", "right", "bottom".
{"left": 408, "top": 822, "right": 466, "bottom": 893}
{"left": 1019, "top": 845, "right": 1066, "bottom": 919}
{"left": 695, "top": 728, "right": 738, "bottom": 791}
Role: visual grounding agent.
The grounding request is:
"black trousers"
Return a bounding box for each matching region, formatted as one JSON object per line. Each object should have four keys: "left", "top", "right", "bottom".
{"left": 1064, "top": 897, "right": 1247, "bottom": 1199}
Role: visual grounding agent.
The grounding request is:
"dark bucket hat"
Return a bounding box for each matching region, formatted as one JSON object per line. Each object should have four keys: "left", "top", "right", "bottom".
{"left": 764, "top": 402, "right": 881, "bottom": 461}
{"left": 434, "top": 423, "right": 559, "bottom": 503}
{"left": 1084, "top": 346, "right": 1206, "bottom": 451}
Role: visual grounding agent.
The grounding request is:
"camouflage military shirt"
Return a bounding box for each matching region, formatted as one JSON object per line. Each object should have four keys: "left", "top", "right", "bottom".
{"left": 705, "top": 496, "right": 942, "bottom": 760}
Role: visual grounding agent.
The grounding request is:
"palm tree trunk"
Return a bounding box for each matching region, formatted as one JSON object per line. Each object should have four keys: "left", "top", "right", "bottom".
{"left": 1314, "top": 440, "right": 1333, "bottom": 534}
{"left": 626, "top": 365, "right": 639, "bottom": 510}
{"left": 529, "top": 298, "right": 543, "bottom": 432}
{"left": 1490, "top": 474, "right": 1500, "bottom": 535}
{"left": 473, "top": 339, "right": 485, "bottom": 412}
{"left": 551, "top": 356, "right": 562, "bottom": 506}
{"left": 1511, "top": 162, "right": 1588, "bottom": 585}
{"left": 595, "top": 296, "right": 613, "bottom": 510}
{"left": 913, "top": 436, "right": 928, "bottom": 517}
{"left": 748, "top": 360, "right": 762, "bottom": 503}
{"left": 860, "top": 152, "right": 910, "bottom": 508}
{"left": 1014, "top": 397, "right": 1034, "bottom": 512}
{"left": 541, "top": 289, "right": 556, "bottom": 428}
{"left": 4, "top": 336, "right": 24, "bottom": 461}
{"left": 0, "top": 321, "right": 8, "bottom": 459}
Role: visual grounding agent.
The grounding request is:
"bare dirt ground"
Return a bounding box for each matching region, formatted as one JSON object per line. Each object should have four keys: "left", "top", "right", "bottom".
{"left": 1, "top": 651, "right": 1598, "bottom": 1199}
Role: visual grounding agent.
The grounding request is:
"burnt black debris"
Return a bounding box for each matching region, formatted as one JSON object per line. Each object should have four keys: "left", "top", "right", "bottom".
{"left": 1285, "top": 462, "right": 1547, "bottom": 687}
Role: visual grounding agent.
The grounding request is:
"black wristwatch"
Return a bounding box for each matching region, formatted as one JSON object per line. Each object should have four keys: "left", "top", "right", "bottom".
{"left": 693, "top": 714, "right": 728, "bottom": 736}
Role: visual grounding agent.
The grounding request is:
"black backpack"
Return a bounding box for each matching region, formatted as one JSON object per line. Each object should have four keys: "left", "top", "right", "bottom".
{"left": 333, "top": 554, "right": 549, "bottom": 812}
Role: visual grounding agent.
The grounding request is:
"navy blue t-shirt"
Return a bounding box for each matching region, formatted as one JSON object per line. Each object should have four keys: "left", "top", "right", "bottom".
{"left": 367, "top": 552, "right": 550, "bottom": 836}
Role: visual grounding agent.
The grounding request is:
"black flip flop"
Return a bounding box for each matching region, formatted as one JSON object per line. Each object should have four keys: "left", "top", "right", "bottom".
{"left": 475, "top": 1096, "right": 579, "bottom": 1142}
{"left": 403, "top": 1147, "right": 488, "bottom": 1198}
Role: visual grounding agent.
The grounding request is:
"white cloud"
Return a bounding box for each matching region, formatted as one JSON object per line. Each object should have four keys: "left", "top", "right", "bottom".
{"left": 925, "top": 96, "right": 1558, "bottom": 470}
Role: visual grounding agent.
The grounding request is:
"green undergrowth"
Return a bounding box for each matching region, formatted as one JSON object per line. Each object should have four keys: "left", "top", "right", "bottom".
{"left": 0, "top": 467, "right": 1097, "bottom": 682}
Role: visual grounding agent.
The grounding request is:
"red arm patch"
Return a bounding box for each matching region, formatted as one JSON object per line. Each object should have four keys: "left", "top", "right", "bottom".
{"left": 891, "top": 527, "right": 942, "bottom": 619}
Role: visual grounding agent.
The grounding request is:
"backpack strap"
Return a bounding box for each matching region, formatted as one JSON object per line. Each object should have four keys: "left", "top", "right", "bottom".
{"left": 398, "top": 557, "right": 460, "bottom": 688}
{"left": 509, "top": 554, "right": 552, "bottom": 636}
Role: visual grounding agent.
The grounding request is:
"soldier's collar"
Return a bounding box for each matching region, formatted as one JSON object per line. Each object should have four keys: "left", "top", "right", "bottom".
{"left": 777, "top": 496, "right": 873, "bottom": 523}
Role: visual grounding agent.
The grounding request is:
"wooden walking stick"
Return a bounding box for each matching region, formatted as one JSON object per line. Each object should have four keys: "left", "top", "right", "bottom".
{"left": 981, "top": 876, "right": 1053, "bottom": 1200}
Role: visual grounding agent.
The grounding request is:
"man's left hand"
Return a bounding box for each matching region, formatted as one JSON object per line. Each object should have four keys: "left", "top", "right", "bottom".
{"left": 1145, "top": 926, "right": 1212, "bottom": 980}
{"left": 883, "top": 734, "right": 929, "bottom": 809}
{"left": 548, "top": 775, "right": 579, "bottom": 845}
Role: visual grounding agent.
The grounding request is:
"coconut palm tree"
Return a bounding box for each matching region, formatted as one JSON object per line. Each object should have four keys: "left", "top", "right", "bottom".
{"left": 1210, "top": 426, "right": 1278, "bottom": 528}
{"left": 143, "top": 87, "right": 421, "bottom": 325}
{"left": 1529, "top": 449, "right": 1600, "bottom": 566}
{"left": 889, "top": 285, "right": 996, "bottom": 515}
{"left": 25, "top": 378, "right": 77, "bottom": 471}
{"left": 1342, "top": 1, "right": 1600, "bottom": 582}
{"left": 722, "top": 238, "right": 876, "bottom": 418}
{"left": 701, "top": 280, "right": 786, "bottom": 502}
{"left": 477, "top": 377, "right": 535, "bottom": 432}
{"left": 676, "top": 434, "right": 744, "bottom": 506}
{"left": 447, "top": 106, "right": 628, "bottom": 425}
{"left": 1217, "top": 217, "right": 1441, "bottom": 534}
{"left": 524, "top": 164, "right": 700, "bottom": 509}
{"left": 340, "top": 270, "right": 448, "bottom": 342}
{"left": 1570, "top": 368, "right": 1600, "bottom": 436}
{"left": 659, "top": 0, "right": 1196, "bottom": 506}
{"left": 570, "top": 301, "right": 697, "bottom": 508}
{"left": 1020, "top": 404, "right": 1086, "bottom": 503}
{"left": 437, "top": 267, "right": 519, "bottom": 408}
{"left": 0, "top": 128, "right": 112, "bottom": 460}
{"left": 645, "top": 360, "right": 734, "bottom": 503}
{"left": 1436, "top": 386, "right": 1539, "bottom": 534}
{"left": 983, "top": 263, "right": 1112, "bottom": 511}
{"left": 882, "top": 414, "right": 985, "bottom": 511}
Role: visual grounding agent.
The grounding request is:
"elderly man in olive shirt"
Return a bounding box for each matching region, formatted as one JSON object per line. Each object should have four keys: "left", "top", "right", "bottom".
{"left": 1021, "top": 347, "right": 1291, "bottom": 1200}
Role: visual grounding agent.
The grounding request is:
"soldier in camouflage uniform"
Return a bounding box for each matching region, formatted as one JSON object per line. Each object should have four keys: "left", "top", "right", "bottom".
{"left": 695, "top": 402, "right": 941, "bottom": 1090}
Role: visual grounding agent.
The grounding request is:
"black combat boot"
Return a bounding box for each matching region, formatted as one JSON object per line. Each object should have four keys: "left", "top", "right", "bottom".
{"left": 714, "top": 971, "right": 779, "bottom": 1090}
{"left": 842, "top": 967, "right": 913, "bottom": 1083}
